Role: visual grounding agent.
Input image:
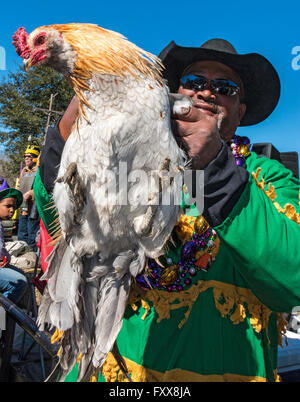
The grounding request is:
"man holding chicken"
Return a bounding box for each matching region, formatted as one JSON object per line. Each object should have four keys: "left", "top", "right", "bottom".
{"left": 35, "top": 38, "right": 300, "bottom": 382}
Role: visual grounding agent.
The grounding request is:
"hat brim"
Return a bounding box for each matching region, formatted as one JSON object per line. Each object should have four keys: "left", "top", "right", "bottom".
{"left": 158, "top": 42, "right": 281, "bottom": 126}
{"left": 0, "top": 188, "right": 23, "bottom": 209}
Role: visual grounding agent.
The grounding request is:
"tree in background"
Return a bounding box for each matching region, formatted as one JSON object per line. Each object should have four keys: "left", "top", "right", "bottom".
{"left": 0, "top": 149, "right": 16, "bottom": 186}
{"left": 0, "top": 66, "right": 74, "bottom": 178}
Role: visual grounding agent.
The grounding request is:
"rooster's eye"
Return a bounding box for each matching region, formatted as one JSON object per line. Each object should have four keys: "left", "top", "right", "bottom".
{"left": 35, "top": 35, "right": 45, "bottom": 46}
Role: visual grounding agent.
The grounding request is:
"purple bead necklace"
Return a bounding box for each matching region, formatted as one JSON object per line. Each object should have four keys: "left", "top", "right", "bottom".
{"left": 135, "top": 227, "right": 218, "bottom": 293}
{"left": 230, "top": 135, "right": 251, "bottom": 167}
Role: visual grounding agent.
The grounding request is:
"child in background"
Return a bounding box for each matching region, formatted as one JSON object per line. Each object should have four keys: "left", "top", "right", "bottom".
{"left": 0, "top": 188, "right": 28, "bottom": 304}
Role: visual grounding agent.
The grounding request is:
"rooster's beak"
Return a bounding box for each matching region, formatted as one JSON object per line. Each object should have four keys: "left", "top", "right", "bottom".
{"left": 23, "top": 58, "right": 32, "bottom": 72}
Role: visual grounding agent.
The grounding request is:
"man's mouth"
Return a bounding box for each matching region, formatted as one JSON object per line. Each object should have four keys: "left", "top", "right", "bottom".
{"left": 193, "top": 101, "right": 218, "bottom": 115}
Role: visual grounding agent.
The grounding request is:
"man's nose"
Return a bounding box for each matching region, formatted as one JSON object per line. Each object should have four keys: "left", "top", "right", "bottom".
{"left": 194, "top": 88, "right": 216, "bottom": 101}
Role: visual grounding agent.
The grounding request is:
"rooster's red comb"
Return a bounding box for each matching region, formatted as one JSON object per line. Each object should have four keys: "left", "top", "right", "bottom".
{"left": 12, "top": 27, "right": 31, "bottom": 59}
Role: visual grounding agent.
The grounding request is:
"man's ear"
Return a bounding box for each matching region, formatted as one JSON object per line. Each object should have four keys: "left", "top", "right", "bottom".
{"left": 239, "top": 103, "right": 247, "bottom": 122}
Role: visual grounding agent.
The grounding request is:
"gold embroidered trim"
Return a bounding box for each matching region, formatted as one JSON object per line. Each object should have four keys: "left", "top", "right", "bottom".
{"left": 129, "top": 279, "right": 272, "bottom": 333}
{"left": 212, "top": 284, "right": 272, "bottom": 333}
{"left": 252, "top": 168, "right": 300, "bottom": 224}
{"left": 277, "top": 313, "right": 288, "bottom": 348}
{"left": 274, "top": 369, "right": 281, "bottom": 382}
{"left": 89, "top": 367, "right": 101, "bottom": 382}
{"left": 252, "top": 168, "right": 277, "bottom": 201}
{"left": 101, "top": 353, "right": 270, "bottom": 382}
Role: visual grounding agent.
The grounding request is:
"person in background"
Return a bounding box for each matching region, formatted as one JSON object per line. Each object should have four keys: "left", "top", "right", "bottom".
{"left": 0, "top": 177, "right": 9, "bottom": 191}
{"left": 0, "top": 188, "right": 27, "bottom": 304}
{"left": 17, "top": 144, "right": 40, "bottom": 251}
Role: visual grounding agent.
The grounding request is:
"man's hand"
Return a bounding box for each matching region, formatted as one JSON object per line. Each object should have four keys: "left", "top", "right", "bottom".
{"left": 23, "top": 191, "right": 32, "bottom": 202}
{"left": 171, "top": 104, "right": 223, "bottom": 170}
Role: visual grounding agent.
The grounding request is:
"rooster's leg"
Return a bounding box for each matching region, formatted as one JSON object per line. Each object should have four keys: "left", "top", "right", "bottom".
{"left": 137, "top": 158, "right": 173, "bottom": 237}
{"left": 137, "top": 205, "right": 158, "bottom": 236}
{"left": 56, "top": 162, "right": 85, "bottom": 222}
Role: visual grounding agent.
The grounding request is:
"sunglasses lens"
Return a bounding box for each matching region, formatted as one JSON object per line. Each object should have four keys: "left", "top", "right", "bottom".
{"left": 180, "top": 75, "right": 207, "bottom": 91}
{"left": 212, "top": 79, "right": 239, "bottom": 96}
{"left": 180, "top": 75, "right": 239, "bottom": 96}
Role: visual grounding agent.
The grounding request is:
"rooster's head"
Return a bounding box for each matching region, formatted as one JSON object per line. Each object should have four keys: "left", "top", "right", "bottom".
{"left": 13, "top": 23, "right": 164, "bottom": 119}
{"left": 12, "top": 26, "right": 76, "bottom": 75}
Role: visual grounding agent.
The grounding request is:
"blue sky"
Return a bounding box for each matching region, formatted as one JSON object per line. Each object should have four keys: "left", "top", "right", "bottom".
{"left": 0, "top": 0, "right": 300, "bottom": 160}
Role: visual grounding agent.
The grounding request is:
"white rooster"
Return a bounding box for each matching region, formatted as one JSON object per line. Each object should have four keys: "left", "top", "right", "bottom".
{"left": 13, "top": 23, "right": 191, "bottom": 381}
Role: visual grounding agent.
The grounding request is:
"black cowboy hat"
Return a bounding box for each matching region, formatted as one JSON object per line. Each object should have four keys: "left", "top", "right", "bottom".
{"left": 158, "top": 39, "right": 281, "bottom": 126}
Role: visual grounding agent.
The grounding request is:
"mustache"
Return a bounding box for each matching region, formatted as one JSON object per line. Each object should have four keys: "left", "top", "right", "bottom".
{"left": 193, "top": 99, "right": 220, "bottom": 114}
{"left": 193, "top": 100, "right": 225, "bottom": 131}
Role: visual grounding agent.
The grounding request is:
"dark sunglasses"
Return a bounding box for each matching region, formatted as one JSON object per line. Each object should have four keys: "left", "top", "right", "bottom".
{"left": 180, "top": 74, "right": 240, "bottom": 96}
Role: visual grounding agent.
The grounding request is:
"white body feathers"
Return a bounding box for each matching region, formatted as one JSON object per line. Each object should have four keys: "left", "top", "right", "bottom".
{"left": 55, "top": 73, "right": 183, "bottom": 259}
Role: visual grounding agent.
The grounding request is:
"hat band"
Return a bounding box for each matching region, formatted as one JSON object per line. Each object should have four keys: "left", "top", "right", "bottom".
{"left": 25, "top": 148, "right": 39, "bottom": 156}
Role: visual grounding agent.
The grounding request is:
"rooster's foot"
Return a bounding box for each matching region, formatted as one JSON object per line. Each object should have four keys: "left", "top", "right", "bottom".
{"left": 56, "top": 162, "right": 85, "bottom": 215}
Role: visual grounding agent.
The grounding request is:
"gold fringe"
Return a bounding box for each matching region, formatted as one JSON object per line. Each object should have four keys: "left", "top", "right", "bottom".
{"left": 212, "top": 282, "right": 272, "bottom": 334}
{"left": 102, "top": 353, "right": 269, "bottom": 382}
{"left": 274, "top": 369, "right": 281, "bottom": 382}
{"left": 141, "top": 300, "right": 151, "bottom": 320}
{"left": 102, "top": 353, "right": 133, "bottom": 382}
{"left": 252, "top": 168, "right": 277, "bottom": 201}
{"left": 129, "top": 280, "right": 273, "bottom": 333}
{"left": 277, "top": 313, "right": 288, "bottom": 348}
{"left": 89, "top": 367, "right": 101, "bottom": 382}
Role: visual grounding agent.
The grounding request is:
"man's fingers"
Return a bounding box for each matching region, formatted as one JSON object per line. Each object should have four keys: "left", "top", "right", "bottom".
{"left": 172, "top": 105, "right": 221, "bottom": 124}
{"left": 171, "top": 105, "right": 200, "bottom": 122}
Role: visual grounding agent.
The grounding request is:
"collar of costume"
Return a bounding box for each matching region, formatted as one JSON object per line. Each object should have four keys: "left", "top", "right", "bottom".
{"left": 135, "top": 135, "right": 251, "bottom": 292}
